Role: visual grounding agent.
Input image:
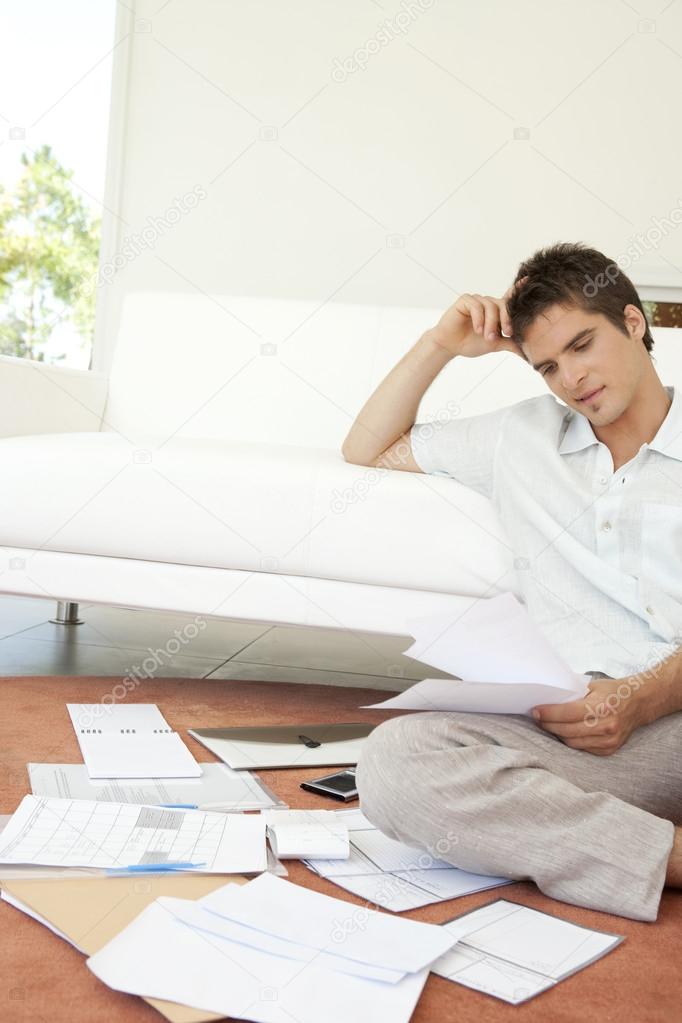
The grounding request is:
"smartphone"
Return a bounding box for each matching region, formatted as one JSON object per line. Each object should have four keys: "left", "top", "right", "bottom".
{"left": 300, "top": 767, "right": 358, "bottom": 802}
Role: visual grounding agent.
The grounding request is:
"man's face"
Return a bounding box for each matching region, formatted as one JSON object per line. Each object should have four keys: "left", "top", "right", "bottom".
{"left": 519, "top": 302, "right": 646, "bottom": 426}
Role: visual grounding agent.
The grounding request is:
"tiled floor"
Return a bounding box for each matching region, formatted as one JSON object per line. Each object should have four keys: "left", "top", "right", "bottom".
{"left": 0, "top": 595, "right": 454, "bottom": 690}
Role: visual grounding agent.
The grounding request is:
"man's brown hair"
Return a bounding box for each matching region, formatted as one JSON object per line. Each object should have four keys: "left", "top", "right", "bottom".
{"left": 507, "top": 242, "right": 654, "bottom": 355}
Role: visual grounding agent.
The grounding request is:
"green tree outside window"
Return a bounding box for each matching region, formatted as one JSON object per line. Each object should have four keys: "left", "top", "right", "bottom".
{"left": 0, "top": 144, "right": 100, "bottom": 363}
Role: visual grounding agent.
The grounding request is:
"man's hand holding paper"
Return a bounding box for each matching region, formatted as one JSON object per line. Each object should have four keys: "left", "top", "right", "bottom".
{"left": 532, "top": 675, "right": 646, "bottom": 755}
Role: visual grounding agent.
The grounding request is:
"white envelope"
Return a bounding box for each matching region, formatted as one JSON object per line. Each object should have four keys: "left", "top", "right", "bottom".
{"left": 200, "top": 871, "right": 455, "bottom": 974}
{"left": 87, "top": 898, "right": 430, "bottom": 1023}
{"left": 172, "top": 895, "right": 405, "bottom": 983}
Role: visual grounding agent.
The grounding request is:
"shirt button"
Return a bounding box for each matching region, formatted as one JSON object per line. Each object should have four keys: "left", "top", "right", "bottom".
{"left": 646, "top": 605, "right": 655, "bottom": 616}
{"left": 602, "top": 521, "right": 612, "bottom": 531}
{"left": 599, "top": 476, "right": 608, "bottom": 485}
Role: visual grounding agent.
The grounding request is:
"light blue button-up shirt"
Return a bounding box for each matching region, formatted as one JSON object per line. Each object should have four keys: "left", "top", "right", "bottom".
{"left": 410, "top": 385, "right": 682, "bottom": 679}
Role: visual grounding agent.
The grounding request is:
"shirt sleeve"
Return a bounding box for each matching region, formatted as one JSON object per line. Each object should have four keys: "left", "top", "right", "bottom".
{"left": 409, "top": 405, "right": 513, "bottom": 500}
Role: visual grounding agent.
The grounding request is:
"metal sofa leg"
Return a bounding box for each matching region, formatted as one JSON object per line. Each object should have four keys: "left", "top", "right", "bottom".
{"left": 49, "top": 601, "right": 84, "bottom": 625}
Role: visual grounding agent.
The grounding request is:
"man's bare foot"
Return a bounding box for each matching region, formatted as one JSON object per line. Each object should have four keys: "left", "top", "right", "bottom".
{"left": 665, "top": 827, "right": 682, "bottom": 887}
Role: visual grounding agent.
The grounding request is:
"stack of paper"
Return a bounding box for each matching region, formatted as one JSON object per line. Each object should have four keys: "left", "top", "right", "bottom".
{"left": 432, "top": 899, "right": 624, "bottom": 1003}
{"left": 303, "top": 809, "right": 509, "bottom": 911}
{"left": 0, "top": 795, "right": 267, "bottom": 874}
{"left": 68, "top": 704, "right": 200, "bottom": 778}
{"left": 365, "top": 592, "right": 591, "bottom": 716}
{"left": 263, "top": 809, "right": 349, "bottom": 859}
{"left": 86, "top": 872, "right": 457, "bottom": 1023}
{"left": 29, "top": 762, "right": 284, "bottom": 811}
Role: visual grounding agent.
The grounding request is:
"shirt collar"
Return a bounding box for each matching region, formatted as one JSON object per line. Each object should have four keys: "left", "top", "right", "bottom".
{"left": 559, "top": 405, "right": 599, "bottom": 455}
{"left": 559, "top": 385, "right": 682, "bottom": 462}
{"left": 650, "top": 386, "right": 682, "bottom": 461}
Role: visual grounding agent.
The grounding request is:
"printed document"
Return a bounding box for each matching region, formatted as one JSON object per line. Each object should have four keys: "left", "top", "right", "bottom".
{"left": 432, "top": 899, "right": 623, "bottom": 1003}
{"left": 28, "top": 762, "right": 283, "bottom": 811}
{"left": 304, "top": 809, "right": 509, "bottom": 911}
{"left": 0, "top": 795, "right": 266, "bottom": 873}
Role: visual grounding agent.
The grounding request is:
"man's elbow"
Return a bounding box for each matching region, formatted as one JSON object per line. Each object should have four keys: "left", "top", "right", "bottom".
{"left": 341, "top": 445, "right": 376, "bottom": 467}
{"left": 340, "top": 441, "right": 356, "bottom": 463}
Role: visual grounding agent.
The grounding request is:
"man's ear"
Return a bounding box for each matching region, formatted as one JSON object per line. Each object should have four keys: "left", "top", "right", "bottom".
{"left": 623, "top": 303, "right": 646, "bottom": 342}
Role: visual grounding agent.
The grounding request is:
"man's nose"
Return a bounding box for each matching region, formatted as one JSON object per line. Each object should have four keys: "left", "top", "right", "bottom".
{"left": 560, "top": 363, "right": 586, "bottom": 393}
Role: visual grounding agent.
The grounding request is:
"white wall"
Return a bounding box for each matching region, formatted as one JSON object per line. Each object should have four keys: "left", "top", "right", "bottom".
{"left": 95, "top": 0, "right": 682, "bottom": 428}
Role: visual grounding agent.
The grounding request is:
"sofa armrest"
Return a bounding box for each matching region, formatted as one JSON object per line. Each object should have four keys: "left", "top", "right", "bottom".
{"left": 0, "top": 356, "right": 108, "bottom": 438}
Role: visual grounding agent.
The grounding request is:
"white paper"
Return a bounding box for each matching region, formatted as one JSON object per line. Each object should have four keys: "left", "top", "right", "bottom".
{"left": 87, "top": 898, "right": 430, "bottom": 1023}
{"left": 333, "top": 808, "right": 375, "bottom": 831}
{"left": 263, "top": 810, "right": 349, "bottom": 859}
{"left": 365, "top": 677, "right": 585, "bottom": 716}
{"left": 321, "top": 869, "right": 509, "bottom": 913}
{"left": 0, "top": 796, "right": 266, "bottom": 873}
{"left": 304, "top": 813, "right": 509, "bottom": 911}
{"left": 28, "top": 762, "right": 283, "bottom": 811}
{"left": 308, "top": 825, "right": 458, "bottom": 876}
{"left": 364, "top": 592, "right": 590, "bottom": 716}
{"left": 405, "top": 592, "right": 583, "bottom": 685}
{"left": 432, "top": 899, "right": 623, "bottom": 1004}
{"left": 200, "top": 872, "right": 455, "bottom": 974}
{"left": 68, "top": 704, "right": 200, "bottom": 779}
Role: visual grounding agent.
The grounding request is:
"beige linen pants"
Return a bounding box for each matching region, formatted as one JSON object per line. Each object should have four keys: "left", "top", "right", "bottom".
{"left": 355, "top": 698, "right": 681, "bottom": 921}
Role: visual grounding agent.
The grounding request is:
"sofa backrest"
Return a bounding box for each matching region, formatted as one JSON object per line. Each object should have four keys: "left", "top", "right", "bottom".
{"left": 103, "top": 292, "right": 681, "bottom": 450}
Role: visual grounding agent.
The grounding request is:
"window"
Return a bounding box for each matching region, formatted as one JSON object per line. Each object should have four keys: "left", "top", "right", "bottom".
{"left": 0, "top": 0, "right": 117, "bottom": 368}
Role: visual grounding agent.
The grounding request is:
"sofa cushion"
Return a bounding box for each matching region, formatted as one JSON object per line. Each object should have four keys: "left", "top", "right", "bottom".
{"left": 105, "top": 293, "right": 548, "bottom": 450}
{"left": 1, "top": 432, "right": 516, "bottom": 597}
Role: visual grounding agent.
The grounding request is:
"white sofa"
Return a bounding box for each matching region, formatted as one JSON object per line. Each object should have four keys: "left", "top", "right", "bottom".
{"left": 1, "top": 294, "right": 678, "bottom": 645}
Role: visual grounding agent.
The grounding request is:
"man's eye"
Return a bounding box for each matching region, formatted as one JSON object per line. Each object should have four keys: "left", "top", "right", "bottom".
{"left": 541, "top": 339, "right": 591, "bottom": 376}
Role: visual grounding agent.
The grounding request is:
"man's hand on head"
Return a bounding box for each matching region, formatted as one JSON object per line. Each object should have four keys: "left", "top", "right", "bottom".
{"left": 430, "top": 277, "right": 529, "bottom": 361}
{"left": 531, "top": 677, "right": 646, "bottom": 756}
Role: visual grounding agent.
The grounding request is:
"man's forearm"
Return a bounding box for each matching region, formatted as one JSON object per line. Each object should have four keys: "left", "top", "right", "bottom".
{"left": 342, "top": 291, "right": 523, "bottom": 465}
{"left": 633, "top": 644, "right": 682, "bottom": 726}
{"left": 341, "top": 328, "right": 453, "bottom": 465}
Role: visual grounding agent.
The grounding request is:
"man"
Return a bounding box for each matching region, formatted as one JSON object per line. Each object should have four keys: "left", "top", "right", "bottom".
{"left": 342, "top": 242, "right": 681, "bottom": 921}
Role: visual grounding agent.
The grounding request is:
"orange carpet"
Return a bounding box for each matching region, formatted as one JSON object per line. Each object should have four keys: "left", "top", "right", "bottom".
{"left": 0, "top": 675, "right": 679, "bottom": 1022}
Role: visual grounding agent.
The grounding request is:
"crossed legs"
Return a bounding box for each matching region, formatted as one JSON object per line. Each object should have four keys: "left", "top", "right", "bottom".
{"left": 355, "top": 709, "right": 682, "bottom": 920}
